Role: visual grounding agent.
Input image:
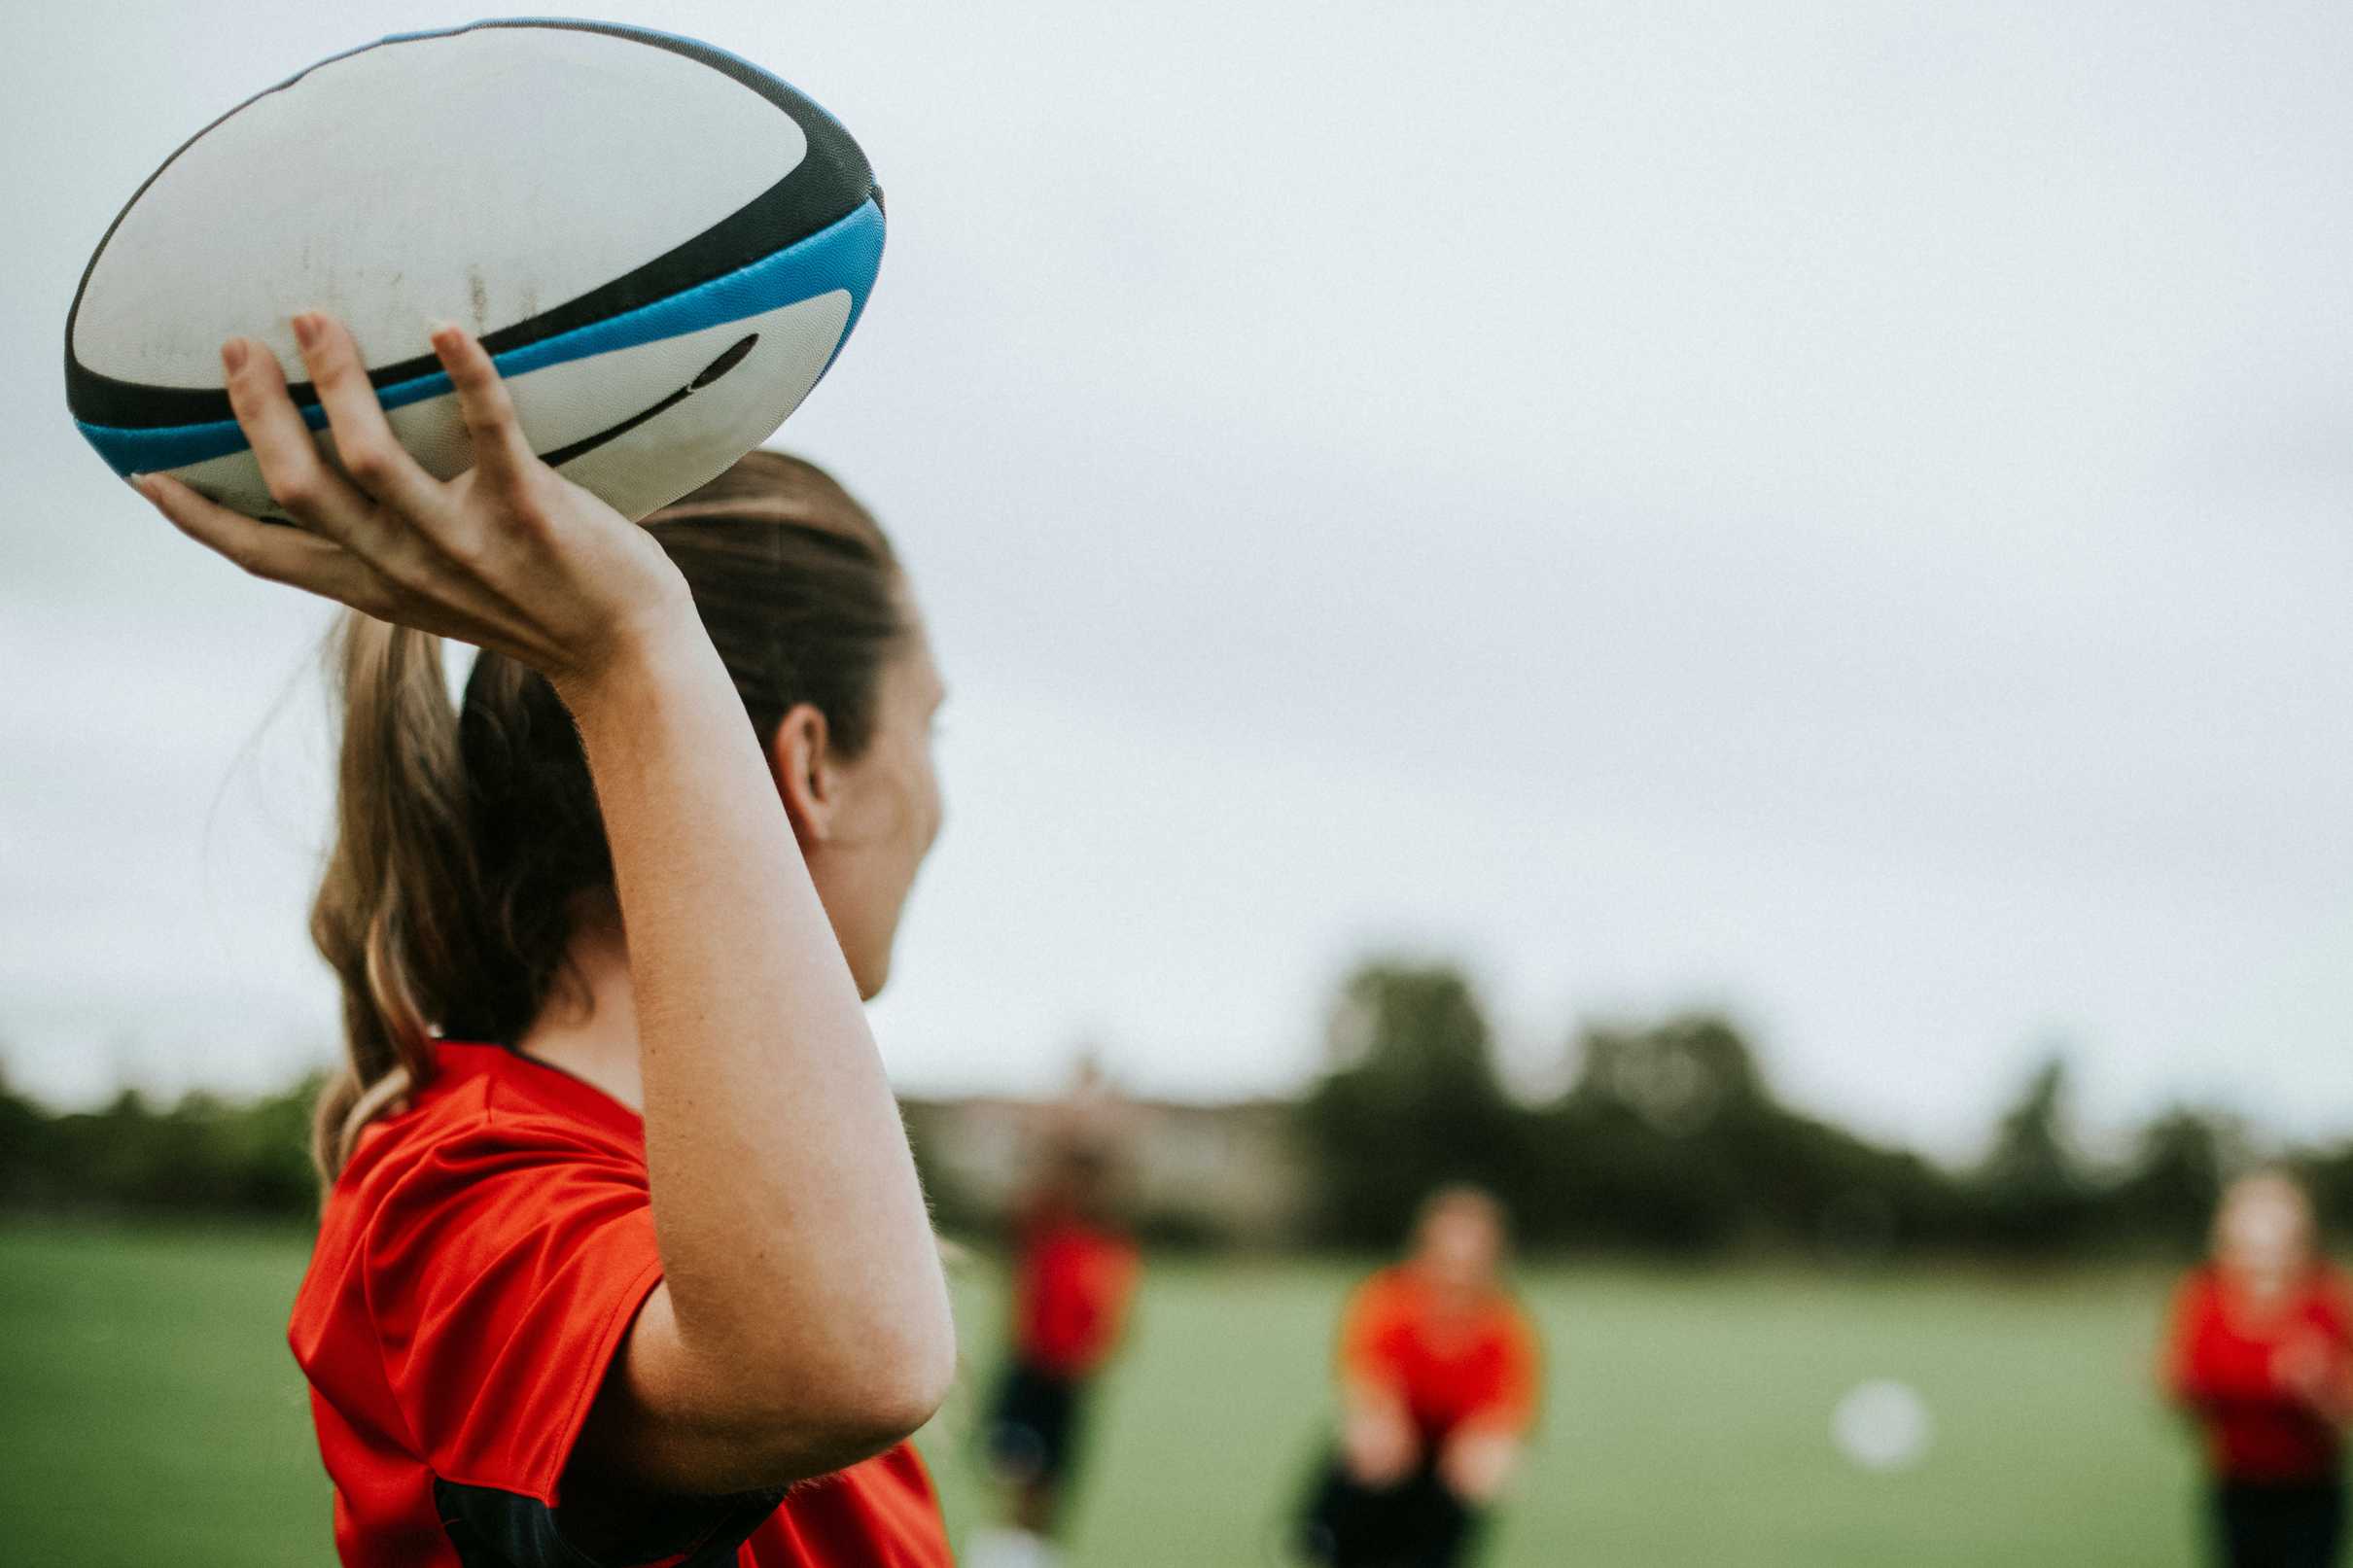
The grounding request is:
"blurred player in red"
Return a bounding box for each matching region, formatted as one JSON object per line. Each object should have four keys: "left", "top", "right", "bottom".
{"left": 1299, "top": 1185, "right": 1541, "bottom": 1568}
{"left": 971, "top": 1063, "right": 1141, "bottom": 1568}
{"left": 2163, "top": 1171, "right": 2353, "bottom": 1568}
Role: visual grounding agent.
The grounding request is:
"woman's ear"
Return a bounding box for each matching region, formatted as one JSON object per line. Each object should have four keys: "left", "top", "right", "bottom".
{"left": 768, "top": 702, "right": 835, "bottom": 845}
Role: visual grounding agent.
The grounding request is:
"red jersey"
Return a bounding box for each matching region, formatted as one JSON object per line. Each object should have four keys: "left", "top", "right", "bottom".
{"left": 288, "top": 1040, "right": 951, "bottom": 1568}
{"left": 1011, "top": 1204, "right": 1140, "bottom": 1378}
{"left": 2163, "top": 1263, "right": 2353, "bottom": 1483}
{"left": 1339, "top": 1266, "right": 1541, "bottom": 1442}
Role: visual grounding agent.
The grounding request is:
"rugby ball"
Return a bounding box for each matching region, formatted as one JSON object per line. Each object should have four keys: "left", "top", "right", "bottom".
{"left": 66, "top": 19, "right": 885, "bottom": 522}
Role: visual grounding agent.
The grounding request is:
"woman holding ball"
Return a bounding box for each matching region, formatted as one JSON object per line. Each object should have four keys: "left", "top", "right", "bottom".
{"left": 135, "top": 315, "right": 955, "bottom": 1566}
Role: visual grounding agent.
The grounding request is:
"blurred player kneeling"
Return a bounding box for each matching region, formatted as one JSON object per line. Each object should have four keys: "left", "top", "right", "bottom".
{"left": 1298, "top": 1186, "right": 1541, "bottom": 1568}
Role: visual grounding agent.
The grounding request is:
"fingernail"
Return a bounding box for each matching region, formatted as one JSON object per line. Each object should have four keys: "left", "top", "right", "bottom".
{"left": 221, "top": 338, "right": 248, "bottom": 374}
{"left": 293, "top": 313, "right": 322, "bottom": 349}
{"left": 425, "top": 318, "right": 457, "bottom": 345}
{"left": 126, "top": 471, "right": 150, "bottom": 493}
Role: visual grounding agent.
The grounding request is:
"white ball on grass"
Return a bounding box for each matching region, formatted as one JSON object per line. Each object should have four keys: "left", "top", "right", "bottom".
{"left": 1831, "top": 1377, "right": 1933, "bottom": 1473}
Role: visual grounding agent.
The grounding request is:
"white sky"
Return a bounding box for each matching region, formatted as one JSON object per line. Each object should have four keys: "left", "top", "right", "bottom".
{"left": 3, "top": 0, "right": 2348, "bottom": 1158}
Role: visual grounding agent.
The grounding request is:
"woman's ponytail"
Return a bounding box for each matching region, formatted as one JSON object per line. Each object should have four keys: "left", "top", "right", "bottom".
{"left": 307, "top": 615, "right": 480, "bottom": 1181}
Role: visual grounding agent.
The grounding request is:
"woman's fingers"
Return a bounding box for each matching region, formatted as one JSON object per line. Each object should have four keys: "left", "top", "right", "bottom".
{"left": 222, "top": 336, "right": 373, "bottom": 540}
{"left": 291, "top": 312, "right": 492, "bottom": 585}
{"left": 429, "top": 322, "right": 539, "bottom": 491}
{"left": 137, "top": 472, "right": 542, "bottom": 655}
{"left": 292, "top": 312, "right": 440, "bottom": 514}
{"left": 141, "top": 316, "right": 653, "bottom": 668}
{"left": 135, "top": 472, "right": 392, "bottom": 613}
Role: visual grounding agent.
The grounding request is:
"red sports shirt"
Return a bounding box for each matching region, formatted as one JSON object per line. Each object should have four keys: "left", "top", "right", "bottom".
{"left": 288, "top": 1040, "right": 952, "bottom": 1568}
{"left": 2162, "top": 1262, "right": 2353, "bottom": 1483}
{"left": 1010, "top": 1205, "right": 1140, "bottom": 1378}
{"left": 1339, "top": 1266, "right": 1542, "bottom": 1443}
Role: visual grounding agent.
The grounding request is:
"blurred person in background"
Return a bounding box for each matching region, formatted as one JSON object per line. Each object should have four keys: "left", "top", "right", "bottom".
{"left": 967, "top": 1060, "right": 1142, "bottom": 1568}
{"left": 2164, "top": 1170, "right": 2353, "bottom": 1568}
{"left": 1297, "top": 1185, "right": 1541, "bottom": 1568}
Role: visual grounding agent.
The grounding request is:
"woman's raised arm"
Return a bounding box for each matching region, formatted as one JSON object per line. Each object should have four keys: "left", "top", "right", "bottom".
{"left": 137, "top": 315, "right": 955, "bottom": 1490}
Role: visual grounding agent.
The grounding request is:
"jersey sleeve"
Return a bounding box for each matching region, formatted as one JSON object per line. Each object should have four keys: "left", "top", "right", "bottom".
{"left": 1478, "top": 1305, "right": 1544, "bottom": 1434}
{"left": 2163, "top": 1272, "right": 2287, "bottom": 1411}
{"left": 1059, "top": 1235, "right": 1141, "bottom": 1370}
{"left": 2318, "top": 1270, "right": 2353, "bottom": 1345}
{"left": 1337, "top": 1274, "right": 1410, "bottom": 1399}
{"left": 364, "top": 1118, "right": 781, "bottom": 1566}
{"left": 1095, "top": 1239, "right": 1142, "bottom": 1351}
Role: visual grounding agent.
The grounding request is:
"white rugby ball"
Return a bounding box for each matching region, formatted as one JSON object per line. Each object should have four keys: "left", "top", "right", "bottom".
{"left": 67, "top": 19, "right": 885, "bottom": 522}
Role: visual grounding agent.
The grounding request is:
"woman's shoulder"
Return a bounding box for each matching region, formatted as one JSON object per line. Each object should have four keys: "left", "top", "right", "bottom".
{"left": 2172, "top": 1261, "right": 2224, "bottom": 1298}
{"left": 1346, "top": 1264, "right": 1415, "bottom": 1313}
{"left": 2308, "top": 1260, "right": 2353, "bottom": 1315}
{"left": 340, "top": 1044, "right": 639, "bottom": 1188}
{"left": 1494, "top": 1283, "right": 1541, "bottom": 1333}
{"left": 292, "top": 1044, "right": 652, "bottom": 1359}
{"left": 309, "top": 1044, "right": 648, "bottom": 1278}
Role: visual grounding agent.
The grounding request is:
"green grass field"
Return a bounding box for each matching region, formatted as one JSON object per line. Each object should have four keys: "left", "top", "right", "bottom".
{"left": 0, "top": 1223, "right": 2211, "bottom": 1566}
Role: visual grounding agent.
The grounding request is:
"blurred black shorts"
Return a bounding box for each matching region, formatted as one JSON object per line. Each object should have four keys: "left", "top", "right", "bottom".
{"left": 1296, "top": 1451, "right": 1480, "bottom": 1568}
{"left": 2213, "top": 1479, "right": 2344, "bottom": 1568}
{"left": 985, "top": 1359, "right": 1088, "bottom": 1487}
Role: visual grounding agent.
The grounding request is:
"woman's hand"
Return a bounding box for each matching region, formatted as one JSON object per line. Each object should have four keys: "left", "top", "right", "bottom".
{"left": 2275, "top": 1335, "right": 2353, "bottom": 1428}
{"left": 133, "top": 313, "right": 694, "bottom": 687}
{"left": 1338, "top": 1395, "right": 1419, "bottom": 1486}
{"left": 1437, "top": 1425, "right": 1523, "bottom": 1504}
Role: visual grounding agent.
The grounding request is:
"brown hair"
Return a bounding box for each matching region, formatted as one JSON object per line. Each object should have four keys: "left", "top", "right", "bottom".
{"left": 306, "top": 452, "right": 906, "bottom": 1180}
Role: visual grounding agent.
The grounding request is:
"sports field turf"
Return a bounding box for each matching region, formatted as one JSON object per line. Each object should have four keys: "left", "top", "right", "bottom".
{"left": 0, "top": 1222, "right": 2211, "bottom": 1565}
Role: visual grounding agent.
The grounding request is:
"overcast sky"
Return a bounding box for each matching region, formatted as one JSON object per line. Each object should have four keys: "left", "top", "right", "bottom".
{"left": 3, "top": 0, "right": 2348, "bottom": 1157}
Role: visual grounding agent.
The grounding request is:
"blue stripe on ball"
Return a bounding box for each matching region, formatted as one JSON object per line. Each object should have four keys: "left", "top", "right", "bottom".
{"left": 78, "top": 196, "right": 884, "bottom": 477}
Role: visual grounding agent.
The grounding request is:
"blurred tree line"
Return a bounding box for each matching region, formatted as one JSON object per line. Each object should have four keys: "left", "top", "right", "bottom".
{"left": 1297, "top": 960, "right": 2353, "bottom": 1261}
{"left": 0, "top": 1067, "right": 320, "bottom": 1218}
{"left": 3, "top": 963, "right": 2348, "bottom": 1261}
